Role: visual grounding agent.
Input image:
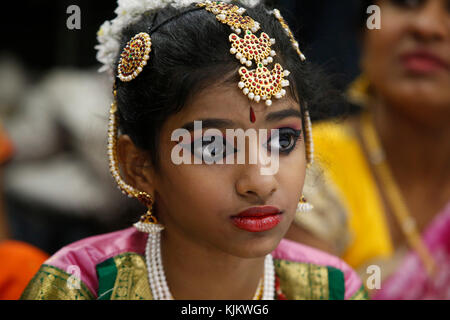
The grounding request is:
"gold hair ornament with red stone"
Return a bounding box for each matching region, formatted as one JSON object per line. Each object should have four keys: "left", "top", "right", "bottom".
{"left": 198, "top": 1, "right": 292, "bottom": 107}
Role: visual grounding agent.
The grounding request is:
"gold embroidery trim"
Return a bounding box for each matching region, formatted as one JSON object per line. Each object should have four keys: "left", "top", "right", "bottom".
{"left": 274, "top": 259, "right": 330, "bottom": 300}
{"left": 95, "top": 252, "right": 342, "bottom": 300}
{"left": 20, "top": 264, "right": 95, "bottom": 300}
{"left": 110, "top": 253, "right": 152, "bottom": 300}
{"left": 350, "top": 285, "right": 370, "bottom": 300}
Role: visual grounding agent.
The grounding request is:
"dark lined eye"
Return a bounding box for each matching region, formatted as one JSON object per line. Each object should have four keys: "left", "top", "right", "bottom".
{"left": 265, "top": 128, "right": 302, "bottom": 155}
{"left": 188, "top": 135, "right": 237, "bottom": 162}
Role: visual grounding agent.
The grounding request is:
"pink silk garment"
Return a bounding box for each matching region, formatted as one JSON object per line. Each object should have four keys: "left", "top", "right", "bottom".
{"left": 373, "top": 202, "right": 450, "bottom": 300}
{"left": 43, "top": 227, "right": 363, "bottom": 299}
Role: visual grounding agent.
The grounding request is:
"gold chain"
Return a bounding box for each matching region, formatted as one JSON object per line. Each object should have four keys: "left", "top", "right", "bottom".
{"left": 360, "top": 112, "right": 437, "bottom": 278}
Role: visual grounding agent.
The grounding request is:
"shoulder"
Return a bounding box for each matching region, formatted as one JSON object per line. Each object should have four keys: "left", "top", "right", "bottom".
{"left": 273, "top": 239, "right": 367, "bottom": 300}
{"left": 22, "top": 227, "right": 147, "bottom": 299}
{"left": 45, "top": 227, "right": 147, "bottom": 269}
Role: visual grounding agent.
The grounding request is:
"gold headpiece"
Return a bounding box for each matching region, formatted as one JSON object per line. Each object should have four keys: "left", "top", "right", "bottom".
{"left": 198, "top": 1, "right": 291, "bottom": 107}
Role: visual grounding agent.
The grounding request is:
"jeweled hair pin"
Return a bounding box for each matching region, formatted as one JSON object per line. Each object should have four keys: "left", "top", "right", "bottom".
{"left": 118, "top": 32, "right": 152, "bottom": 82}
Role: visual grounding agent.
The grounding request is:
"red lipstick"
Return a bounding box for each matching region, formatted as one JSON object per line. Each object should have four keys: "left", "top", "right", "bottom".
{"left": 400, "top": 50, "right": 449, "bottom": 74}
{"left": 231, "top": 206, "right": 282, "bottom": 232}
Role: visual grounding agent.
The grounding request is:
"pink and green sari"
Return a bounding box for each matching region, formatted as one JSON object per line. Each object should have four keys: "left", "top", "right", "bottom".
{"left": 21, "top": 227, "right": 368, "bottom": 300}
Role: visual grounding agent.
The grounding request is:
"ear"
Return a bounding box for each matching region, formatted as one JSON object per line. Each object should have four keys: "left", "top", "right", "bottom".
{"left": 116, "top": 135, "right": 155, "bottom": 195}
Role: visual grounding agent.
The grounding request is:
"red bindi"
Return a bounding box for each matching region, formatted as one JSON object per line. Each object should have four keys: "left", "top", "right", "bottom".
{"left": 250, "top": 106, "right": 256, "bottom": 123}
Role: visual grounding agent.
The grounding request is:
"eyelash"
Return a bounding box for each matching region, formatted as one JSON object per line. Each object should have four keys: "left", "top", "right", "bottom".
{"left": 266, "top": 127, "right": 303, "bottom": 155}
{"left": 184, "top": 127, "right": 303, "bottom": 161}
{"left": 191, "top": 135, "right": 237, "bottom": 161}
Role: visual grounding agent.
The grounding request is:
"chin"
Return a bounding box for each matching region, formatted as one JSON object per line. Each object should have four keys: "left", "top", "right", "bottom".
{"left": 227, "top": 231, "right": 284, "bottom": 259}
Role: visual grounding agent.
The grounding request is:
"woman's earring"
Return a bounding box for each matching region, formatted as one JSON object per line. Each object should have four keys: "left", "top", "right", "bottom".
{"left": 133, "top": 192, "right": 164, "bottom": 234}
{"left": 297, "top": 196, "right": 313, "bottom": 213}
{"left": 108, "top": 90, "right": 164, "bottom": 234}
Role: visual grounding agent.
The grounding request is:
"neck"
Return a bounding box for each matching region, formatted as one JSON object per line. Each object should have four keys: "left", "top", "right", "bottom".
{"left": 369, "top": 98, "right": 450, "bottom": 200}
{"left": 159, "top": 229, "right": 265, "bottom": 300}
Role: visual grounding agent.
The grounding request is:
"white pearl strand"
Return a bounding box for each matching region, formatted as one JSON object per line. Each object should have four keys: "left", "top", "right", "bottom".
{"left": 145, "top": 231, "right": 275, "bottom": 300}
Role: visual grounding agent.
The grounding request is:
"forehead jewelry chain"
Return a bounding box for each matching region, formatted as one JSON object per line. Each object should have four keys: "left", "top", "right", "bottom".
{"left": 198, "top": 1, "right": 291, "bottom": 107}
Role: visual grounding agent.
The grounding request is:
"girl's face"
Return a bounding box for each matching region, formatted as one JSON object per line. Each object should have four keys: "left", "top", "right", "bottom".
{"left": 362, "top": 0, "right": 450, "bottom": 122}
{"left": 141, "top": 82, "right": 306, "bottom": 258}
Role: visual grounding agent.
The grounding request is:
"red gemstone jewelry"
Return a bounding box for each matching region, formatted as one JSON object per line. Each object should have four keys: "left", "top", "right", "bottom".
{"left": 250, "top": 106, "right": 256, "bottom": 123}
{"left": 117, "top": 32, "right": 152, "bottom": 82}
{"left": 198, "top": 1, "right": 290, "bottom": 107}
{"left": 275, "top": 275, "right": 287, "bottom": 300}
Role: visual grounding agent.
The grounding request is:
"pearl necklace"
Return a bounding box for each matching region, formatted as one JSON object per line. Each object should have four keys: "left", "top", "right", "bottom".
{"left": 145, "top": 232, "right": 275, "bottom": 300}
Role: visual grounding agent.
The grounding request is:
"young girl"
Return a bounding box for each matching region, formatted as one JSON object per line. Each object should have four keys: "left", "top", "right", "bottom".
{"left": 21, "top": 0, "right": 367, "bottom": 300}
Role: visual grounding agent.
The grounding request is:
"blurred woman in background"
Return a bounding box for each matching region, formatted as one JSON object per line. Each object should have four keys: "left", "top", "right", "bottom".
{"left": 287, "top": 0, "right": 450, "bottom": 299}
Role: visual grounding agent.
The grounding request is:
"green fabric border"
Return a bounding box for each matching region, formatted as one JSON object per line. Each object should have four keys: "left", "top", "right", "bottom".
{"left": 20, "top": 264, "right": 95, "bottom": 300}
{"left": 326, "top": 266, "right": 345, "bottom": 300}
{"left": 96, "top": 257, "right": 118, "bottom": 300}
{"left": 350, "top": 284, "right": 371, "bottom": 300}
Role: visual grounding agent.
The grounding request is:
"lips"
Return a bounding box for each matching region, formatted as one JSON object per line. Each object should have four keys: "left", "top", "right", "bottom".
{"left": 231, "top": 206, "right": 283, "bottom": 232}
{"left": 400, "top": 50, "right": 449, "bottom": 73}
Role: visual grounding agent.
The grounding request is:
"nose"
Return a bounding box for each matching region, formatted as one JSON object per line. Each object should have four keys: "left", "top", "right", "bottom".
{"left": 410, "top": 1, "right": 449, "bottom": 42}
{"left": 235, "top": 136, "right": 278, "bottom": 202}
{"left": 235, "top": 166, "right": 278, "bottom": 202}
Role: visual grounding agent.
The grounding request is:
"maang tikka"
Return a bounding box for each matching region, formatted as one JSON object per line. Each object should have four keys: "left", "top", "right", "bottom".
{"left": 109, "top": 1, "right": 315, "bottom": 233}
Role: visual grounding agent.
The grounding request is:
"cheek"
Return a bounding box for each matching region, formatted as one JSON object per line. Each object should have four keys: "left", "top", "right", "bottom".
{"left": 362, "top": 7, "right": 407, "bottom": 85}
{"left": 156, "top": 160, "right": 233, "bottom": 231}
{"left": 278, "top": 147, "right": 307, "bottom": 207}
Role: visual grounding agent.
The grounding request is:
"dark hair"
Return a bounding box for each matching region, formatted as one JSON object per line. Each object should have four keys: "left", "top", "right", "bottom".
{"left": 114, "top": 1, "right": 334, "bottom": 170}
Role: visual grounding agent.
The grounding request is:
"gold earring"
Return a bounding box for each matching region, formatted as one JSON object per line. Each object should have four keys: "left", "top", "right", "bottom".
{"left": 133, "top": 193, "right": 164, "bottom": 234}
{"left": 108, "top": 90, "right": 164, "bottom": 234}
{"left": 297, "top": 195, "right": 313, "bottom": 213}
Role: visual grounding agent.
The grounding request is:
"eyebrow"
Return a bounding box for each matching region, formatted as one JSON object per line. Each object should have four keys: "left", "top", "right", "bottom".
{"left": 265, "top": 108, "right": 302, "bottom": 122}
{"left": 181, "top": 119, "right": 235, "bottom": 131}
{"left": 180, "top": 107, "right": 302, "bottom": 131}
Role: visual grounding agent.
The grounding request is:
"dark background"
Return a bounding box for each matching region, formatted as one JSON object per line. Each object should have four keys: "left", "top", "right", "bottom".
{"left": 0, "top": 0, "right": 363, "bottom": 89}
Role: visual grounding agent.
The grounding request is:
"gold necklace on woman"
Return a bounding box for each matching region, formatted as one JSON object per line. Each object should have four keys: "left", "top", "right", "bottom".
{"left": 359, "top": 112, "right": 437, "bottom": 278}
